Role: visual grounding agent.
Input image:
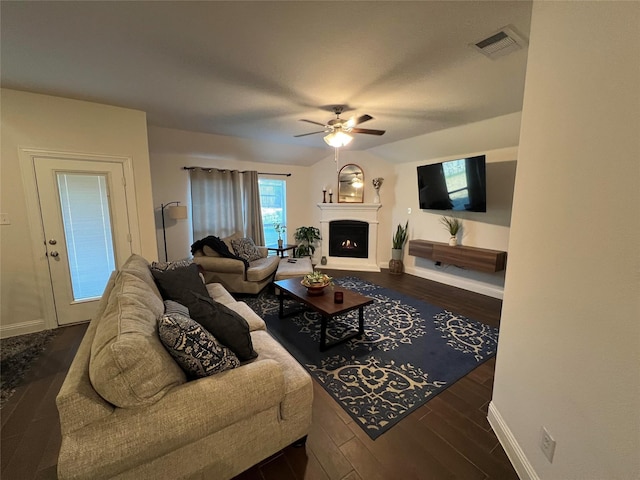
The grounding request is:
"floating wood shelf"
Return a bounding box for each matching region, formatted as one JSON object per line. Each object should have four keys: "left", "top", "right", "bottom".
{"left": 408, "top": 240, "right": 507, "bottom": 273}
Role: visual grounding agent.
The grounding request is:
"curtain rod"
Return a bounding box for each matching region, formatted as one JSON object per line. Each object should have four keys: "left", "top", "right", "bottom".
{"left": 183, "top": 166, "right": 291, "bottom": 177}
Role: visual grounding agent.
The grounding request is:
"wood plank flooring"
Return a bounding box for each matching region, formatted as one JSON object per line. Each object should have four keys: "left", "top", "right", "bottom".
{"left": 0, "top": 269, "right": 517, "bottom": 480}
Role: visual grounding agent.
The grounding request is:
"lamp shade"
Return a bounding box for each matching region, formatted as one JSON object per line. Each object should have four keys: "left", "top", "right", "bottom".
{"left": 323, "top": 130, "right": 353, "bottom": 148}
{"left": 168, "top": 205, "right": 188, "bottom": 219}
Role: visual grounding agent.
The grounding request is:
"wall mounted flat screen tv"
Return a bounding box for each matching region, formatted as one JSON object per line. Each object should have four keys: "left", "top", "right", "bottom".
{"left": 417, "top": 155, "right": 486, "bottom": 212}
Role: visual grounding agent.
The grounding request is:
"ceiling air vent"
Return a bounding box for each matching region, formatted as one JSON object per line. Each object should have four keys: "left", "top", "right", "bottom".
{"left": 472, "top": 26, "right": 527, "bottom": 59}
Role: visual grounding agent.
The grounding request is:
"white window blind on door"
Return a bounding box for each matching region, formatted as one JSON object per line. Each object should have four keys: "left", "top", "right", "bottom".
{"left": 57, "top": 173, "right": 116, "bottom": 301}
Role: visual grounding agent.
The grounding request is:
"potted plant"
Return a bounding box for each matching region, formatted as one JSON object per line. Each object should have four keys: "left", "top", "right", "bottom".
{"left": 274, "top": 222, "right": 286, "bottom": 248}
{"left": 440, "top": 216, "right": 462, "bottom": 246}
{"left": 390, "top": 221, "right": 408, "bottom": 274}
{"left": 293, "top": 226, "right": 321, "bottom": 259}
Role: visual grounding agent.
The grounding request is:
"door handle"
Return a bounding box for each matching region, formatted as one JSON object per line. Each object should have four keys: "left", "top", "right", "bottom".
{"left": 49, "top": 251, "right": 59, "bottom": 258}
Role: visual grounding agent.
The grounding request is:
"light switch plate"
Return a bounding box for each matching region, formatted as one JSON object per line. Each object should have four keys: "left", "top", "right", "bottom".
{"left": 0, "top": 213, "right": 10, "bottom": 225}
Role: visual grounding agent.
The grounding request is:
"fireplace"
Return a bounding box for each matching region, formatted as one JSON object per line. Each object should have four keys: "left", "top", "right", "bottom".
{"left": 317, "top": 203, "right": 381, "bottom": 272}
{"left": 329, "top": 220, "right": 369, "bottom": 258}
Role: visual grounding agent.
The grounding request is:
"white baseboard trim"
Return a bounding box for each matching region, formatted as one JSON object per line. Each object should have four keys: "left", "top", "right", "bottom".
{"left": 0, "top": 318, "right": 47, "bottom": 339}
{"left": 488, "top": 402, "right": 539, "bottom": 480}
{"left": 404, "top": 266, "right": 504, "bottom": 299}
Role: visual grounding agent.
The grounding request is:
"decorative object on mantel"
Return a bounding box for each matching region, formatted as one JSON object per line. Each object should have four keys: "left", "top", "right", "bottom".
{"left": 338, "top": 164, "right": 364, "bottom": 203}
{"left": 440, "top": 216, "right": 462, "bottom": 246}
{"left": 322, "top": 186, "right": 327, "bottom": 203}
{"left": 372, "top": 177, "right": 384, "bottom": 204}
{"left": 274, "top": 223, "right": 286, "bottom": 248}
{"left": 329, "top": 189, "right": 333, "bottom": 203}
{"left": 294, "top": 226, "right": 322, "bottom": 259}
{"left": 390, "top": 221, "right": 409, "bottom": 275}
{"left": 301, "top": 270, "right": 332, "bottom": 296}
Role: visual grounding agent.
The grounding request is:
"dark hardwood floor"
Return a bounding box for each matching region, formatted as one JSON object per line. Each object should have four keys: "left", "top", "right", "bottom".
{"left": 0, "top": 269, "right": 517, "bottom": 480}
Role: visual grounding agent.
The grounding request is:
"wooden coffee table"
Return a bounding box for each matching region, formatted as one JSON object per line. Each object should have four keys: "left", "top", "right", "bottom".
{"left": 273, "top": 277, "right": 374, "bottom": 351}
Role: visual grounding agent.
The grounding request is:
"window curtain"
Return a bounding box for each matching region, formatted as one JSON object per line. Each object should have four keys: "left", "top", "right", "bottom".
{"left": 190, "top": 169, "right": 264, "bottom": 245}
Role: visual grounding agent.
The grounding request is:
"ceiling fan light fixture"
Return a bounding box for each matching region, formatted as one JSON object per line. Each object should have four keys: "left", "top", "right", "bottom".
{"left": 323, "top": 130, "right": 353, "bottom": 148}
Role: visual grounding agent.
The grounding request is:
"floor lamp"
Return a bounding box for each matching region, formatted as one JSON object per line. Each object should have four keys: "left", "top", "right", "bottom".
{"left": 161, "top": 202, "right": 188, "bottom": 262}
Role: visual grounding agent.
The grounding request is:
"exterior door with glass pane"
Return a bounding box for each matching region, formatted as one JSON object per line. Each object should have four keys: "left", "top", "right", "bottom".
{"left": 34, "top": 158, "right": 131, "bottom": 325}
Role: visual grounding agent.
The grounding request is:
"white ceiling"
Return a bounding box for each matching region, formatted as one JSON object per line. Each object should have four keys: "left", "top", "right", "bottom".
{"left": 1, "top": 1, "right": 532, "bottom": 165}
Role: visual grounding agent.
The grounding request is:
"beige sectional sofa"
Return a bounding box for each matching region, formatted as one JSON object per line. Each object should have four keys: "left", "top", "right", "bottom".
{"left": 56, "top": 254, "right": 312, "bottom": 480}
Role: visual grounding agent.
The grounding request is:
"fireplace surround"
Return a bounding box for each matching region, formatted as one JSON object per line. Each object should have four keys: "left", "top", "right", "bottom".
{"left": 317, "top": 203, "right": 381, "bottom": 271}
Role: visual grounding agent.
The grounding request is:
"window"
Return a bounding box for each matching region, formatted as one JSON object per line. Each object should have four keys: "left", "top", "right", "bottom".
{"left": 258, "top": 178, "right": 286, "bottom": 246}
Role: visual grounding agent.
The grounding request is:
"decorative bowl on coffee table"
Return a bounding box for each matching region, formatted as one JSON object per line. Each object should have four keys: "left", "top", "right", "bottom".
{"left": 301, "top": 278, "right": 330, "bottom": 296}
{"left": 301, "top": 272, "right": 332, "bottom": 296}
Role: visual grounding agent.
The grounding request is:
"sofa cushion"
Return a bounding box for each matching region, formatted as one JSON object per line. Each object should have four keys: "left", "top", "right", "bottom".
{"left": 205, "top": 283, "right": 236, "bottom": 305}
{"left": 231, "top": 237, "right": 263, "bottom": 262}
{"left": 119, "top": 253, "right": 163, "bottom": 300}
{"left": 202, "top": 245, "right": 219, "bottom": 257}
{"left": 158, "top": 313, "right": 239, "bottom": 378}
{"left": 190, "top": 291, "right": 258, "bottom": 361}
{"left": 246, "top": 256, "right": 280, "bottom": 282}
{"left": 90, "top": 270, "right": 186, "bottom": 408}
{"left": 226, "top": 301, "right": 266, "bottom": 332}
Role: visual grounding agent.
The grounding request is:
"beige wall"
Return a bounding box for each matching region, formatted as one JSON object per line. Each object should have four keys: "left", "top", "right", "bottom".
{"left": 0, "top": 89, "right": 156, "bottom": 337}
{"left": 387, "top": 113, "right": 521, "bottom": 298}
{"left": 491, "top": 2, "right": 640, "bottom": 479}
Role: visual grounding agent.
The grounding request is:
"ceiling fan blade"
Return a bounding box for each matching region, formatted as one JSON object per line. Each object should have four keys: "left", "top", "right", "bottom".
{"left": 354, "top": 114, "right": 373, "bottom": 125}
{"left": 294, "top": 131, "right": 325, "bottom": 137}
{"left": 344, "top": 114, "right": 373, "bottom": 129}
{"left": 300, "top": 119, "right": 327, "bottom": 127}
{"left": 351, "top": 128, "right": 386, "bottom": 136}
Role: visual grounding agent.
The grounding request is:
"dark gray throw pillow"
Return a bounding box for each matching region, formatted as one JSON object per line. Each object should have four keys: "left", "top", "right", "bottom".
{"left": 190, "top": 291, "right": 258, "bottom": 361}
{"left": 152, "top": 263, "right": 212, "bottom": 321}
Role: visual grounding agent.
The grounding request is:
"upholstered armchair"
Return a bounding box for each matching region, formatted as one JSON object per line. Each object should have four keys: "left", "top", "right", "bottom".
{"left": 192, "top": 232, "right": 280, "bottom": 294}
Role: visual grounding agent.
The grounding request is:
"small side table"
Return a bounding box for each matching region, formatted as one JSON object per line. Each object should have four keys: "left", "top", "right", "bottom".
{"left": 266, "top": 243, "right": 297, "bottom": 258}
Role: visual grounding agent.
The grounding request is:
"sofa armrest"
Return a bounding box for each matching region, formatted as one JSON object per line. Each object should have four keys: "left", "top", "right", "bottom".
{"left": 147, "top": 358, "right": 285, "bottom": 432}
{"left": 59, "top": 359, "right": 286, "bottom": 480}
{"left": 193, "top": 255, "right": 245, "bottom": 274}
{"left": 257, "top": 246, "right": 268, "bottom": 258}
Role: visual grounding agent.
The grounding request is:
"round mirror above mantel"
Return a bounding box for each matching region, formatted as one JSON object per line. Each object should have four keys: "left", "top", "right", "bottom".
{"left": 338, "top": 164, "right": 364, "bottom": 203}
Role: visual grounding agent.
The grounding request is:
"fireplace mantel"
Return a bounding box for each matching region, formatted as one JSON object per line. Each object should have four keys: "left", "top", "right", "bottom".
{"left": 317, "top": 203, "right": 381, "bottom": 271}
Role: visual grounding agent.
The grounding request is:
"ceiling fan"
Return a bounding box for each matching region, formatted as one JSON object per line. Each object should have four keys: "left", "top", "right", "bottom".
{"left": 294, "top": 106, "right": 385, "bottom": 147}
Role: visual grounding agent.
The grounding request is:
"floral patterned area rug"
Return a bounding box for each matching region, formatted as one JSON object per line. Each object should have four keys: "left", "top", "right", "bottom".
{"left": 0, "top": 329, "right": 57, "bottom": 408}
{"left": 243, "top": 276, "right": 499, "bottom": 440}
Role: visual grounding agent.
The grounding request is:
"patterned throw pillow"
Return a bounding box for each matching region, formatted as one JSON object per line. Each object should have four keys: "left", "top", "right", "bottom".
{"left": 231, "top": 237, "right": 262, "bottom": 263}
{"left": 151, "top": 258, "right": 193, "bottom": 271}
{"left": 158, "top": 313, "right": 240, "bottom": 378}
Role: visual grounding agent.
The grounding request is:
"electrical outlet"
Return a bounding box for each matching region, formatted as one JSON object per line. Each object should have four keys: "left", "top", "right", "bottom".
{"left": 0, "top": 213, "right": 10, "bottom": 225}
{"left": 540, "top": 427, "right": 556, "bottom": 463}
{"left": 407, "top": 207, "right": 412, "bottom": 214}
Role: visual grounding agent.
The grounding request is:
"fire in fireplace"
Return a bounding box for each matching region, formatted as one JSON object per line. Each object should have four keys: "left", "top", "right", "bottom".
{"left": 329, "top": 220, "right": 369, "bottom": 258}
